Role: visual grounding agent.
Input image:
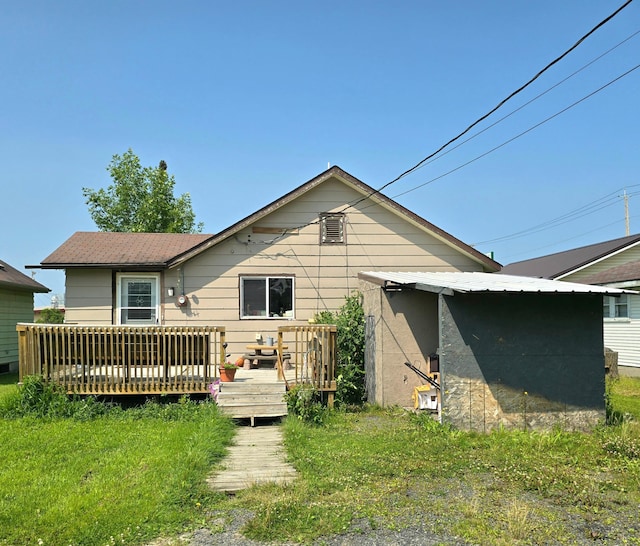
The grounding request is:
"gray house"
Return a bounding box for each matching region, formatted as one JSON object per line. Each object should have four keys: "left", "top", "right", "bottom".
{"left": 0, "top": 259, "right": 49, "bottom": 373}
{"left": 502, "top": 234, "right": 640, "bottom": 377}
{"left": 358, "top": 271, "right": 630, "bottom": 432}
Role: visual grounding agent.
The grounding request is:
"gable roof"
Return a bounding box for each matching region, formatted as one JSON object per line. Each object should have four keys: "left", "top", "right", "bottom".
{"left": 170, "top": 166, "right": 501, "bottom": 270}
{"left": 500, "top": 233, "right": 640, "bottom": 279}
{"left": 36, "top": 232, "right": 213, "bottom": 269}
{"left": 578, "top": 259, "right": 640, "bottom": 285}
{"left": 0, "top": 259, "right": 49, "bottom": 293}
{"left": 359, "top": 271, "right": 634, "bottom": 296}
{"left": 32, "top": 167, "right": 500, "bottom": 272}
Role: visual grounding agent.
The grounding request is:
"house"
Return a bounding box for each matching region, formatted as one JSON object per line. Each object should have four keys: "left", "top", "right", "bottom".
{"left": 501, "top": 234, "right": 640, "bottom": 378}
{"left": 0, "top": 259, "right": 49, "bottom": 373}
{"left": 358, "top": 271, "right": 631, "bottom": 432}
{"left": 30, "top": 166, "right": 500, "bottom": 360}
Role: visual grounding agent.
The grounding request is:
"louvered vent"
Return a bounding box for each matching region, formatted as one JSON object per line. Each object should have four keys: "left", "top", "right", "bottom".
{"left": 320, "top": 213, "right": 345, "bottom": 244}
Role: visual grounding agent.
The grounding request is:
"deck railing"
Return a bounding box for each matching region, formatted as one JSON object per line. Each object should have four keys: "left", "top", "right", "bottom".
{"left": 277, "top": 324, "right": 337, "bottom": 405}
{"left": 16, "top": 324, "right": 225, "bottom": 395}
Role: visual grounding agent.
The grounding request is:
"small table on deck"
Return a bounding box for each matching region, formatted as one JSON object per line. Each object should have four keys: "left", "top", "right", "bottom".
{"left": 244, "top": 344, "right": 289, "bottom": 370}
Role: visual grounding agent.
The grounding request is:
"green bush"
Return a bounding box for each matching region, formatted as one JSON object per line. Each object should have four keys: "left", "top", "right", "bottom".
{"left": 36, "top": 307, "right": 65, "bottom": 324}
{"left": 284, "top": 384, "right": 326, "bottom": 425}
{"left": 0, "top": 375, "right": 114, "bottom": 420}
{"left": 314, "top": 291, "right": 366, "bottom": 407}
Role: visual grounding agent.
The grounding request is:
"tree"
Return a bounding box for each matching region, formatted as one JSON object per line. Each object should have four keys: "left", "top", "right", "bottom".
{"left": 82, "top": 149, "right": 204, "bottom": 233}
{"left": 36, "top": 308, "right": 65, "bottom": 324}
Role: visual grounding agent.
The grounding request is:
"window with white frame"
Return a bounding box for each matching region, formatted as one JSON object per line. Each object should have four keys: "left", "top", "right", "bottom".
{"left": 240, "top": 276, "right": 294, "bottom": 319}
{"left": 320, "top": 213, "right": 345, "bottom": 244}
{"left": 603, "top": 294, "right": 629, "bottom": 319}
{"left": 117, "top": 274, "right": 160, "bottom": 325}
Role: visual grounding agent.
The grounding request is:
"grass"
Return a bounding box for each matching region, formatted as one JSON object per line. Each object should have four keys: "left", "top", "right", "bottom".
{"left": 0, "top": 373, "right": 639, "bottom": 545}
{"left": 222, "top": 377, "right": 640, "bottom": 545}
{"left": 0, "top": 374, "right": 235, "bottom": 546}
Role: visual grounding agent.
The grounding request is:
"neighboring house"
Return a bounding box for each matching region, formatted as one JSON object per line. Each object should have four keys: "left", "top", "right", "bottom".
{"left": 501, "top": 234, "right": 640, "bottom": 377}
{"left": 30, "top": 166, "right": 500, "bottom": 360}
{"left": 358, "top": 271, "right": 630, "bottom": 431}
{"left": 0, "top": 259, "right": 49, "bottom": 373}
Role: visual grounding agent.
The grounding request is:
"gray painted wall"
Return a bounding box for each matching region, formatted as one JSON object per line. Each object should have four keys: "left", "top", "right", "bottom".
{"left": 440, "top": 292, "right": 605, "bottom": 431}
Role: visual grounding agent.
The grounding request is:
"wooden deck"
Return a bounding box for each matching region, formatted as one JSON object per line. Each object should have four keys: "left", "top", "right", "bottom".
{"left": 16, "top": 324, "right": 225, "bottom": 394}
{"left": 15, "top": 323, "right": 339, "bottom": 407}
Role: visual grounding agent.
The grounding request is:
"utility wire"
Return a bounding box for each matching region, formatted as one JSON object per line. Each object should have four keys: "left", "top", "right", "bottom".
{"left": 384, "top": 63, "right": 640, "bottom": 200}
{"left": 344, "top": 0, "right": 634, "bottom": 210}
{"left": 259, "top": 2, "right": 636, "bottom": 245}
{"left": 472, "top": 187, "right": 640, "bottom": 246}
{"left": 397, "top": 28, "right": 640, "bottom": 177}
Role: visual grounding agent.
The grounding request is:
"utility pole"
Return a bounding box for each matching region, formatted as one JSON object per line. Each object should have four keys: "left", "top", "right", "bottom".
{"left": 624, "top": 189, "right": 630, "bottom": 236}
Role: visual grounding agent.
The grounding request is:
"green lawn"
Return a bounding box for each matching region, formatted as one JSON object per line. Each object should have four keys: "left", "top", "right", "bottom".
{"left": 1, "top": 374, "right": 639, "bottom": 545}
{"left": 0, "top": 376, "right": 235, "bottom": 546}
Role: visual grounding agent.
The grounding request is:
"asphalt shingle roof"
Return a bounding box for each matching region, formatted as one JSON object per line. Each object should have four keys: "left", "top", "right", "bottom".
{"left": 500, "top": 234, "right": 640, "bottom": 279}
{"left": 0, "top": 259, "right": 49, "bottom": 292}
{"left": 39, "top": 232, "right": 213, "bottom": 268}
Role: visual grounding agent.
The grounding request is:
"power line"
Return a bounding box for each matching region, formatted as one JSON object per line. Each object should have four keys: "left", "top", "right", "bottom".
{"left": 263, "top": 2, "right": 637, "bottom": 245}
{"left": 345, "top": 0, "right": 634, "bottom": 210}
{"left": 472, "top": 187, "right": 640, "bottom": 246}
{"left": 393, "top": 28, "right": 640, "bottom": 177}
{"left": 384, "top": 63, "right": 640, "bottom": 201}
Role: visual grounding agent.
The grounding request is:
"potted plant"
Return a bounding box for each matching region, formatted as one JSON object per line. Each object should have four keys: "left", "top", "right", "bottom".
{"left": 219, "top": 361, "right": 239, "bottom": 382}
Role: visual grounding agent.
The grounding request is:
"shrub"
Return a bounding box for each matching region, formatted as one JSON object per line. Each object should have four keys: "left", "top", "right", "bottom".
{"left": 314, "top": 291, "right": 366, "bottom": 407}
{"left": 0, "top": 375, "right": 113, "bottom": 420}
{"left": 284, "top": 384, "right": 325, "bottom": 425}
{"left": 36, "top": 307, "right": 65, "bottom": 324}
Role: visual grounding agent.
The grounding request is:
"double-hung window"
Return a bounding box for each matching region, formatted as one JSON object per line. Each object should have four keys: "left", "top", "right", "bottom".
{"left": 117, "top": 274, "right": 159, "bottom": 325}
{"left": 240, "top": 276, "right": 294, "bottom": 319}
{"left": 603, "top": 294, "right": 629, "bottom": 319}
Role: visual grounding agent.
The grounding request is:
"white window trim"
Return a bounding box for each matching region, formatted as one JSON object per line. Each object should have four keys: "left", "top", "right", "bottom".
{"left": 240, "top": 276, "right": 295, "bottom": 320}
{"left": 116, "top": 273, "right": 160, "bottom": 325}
{"left": 603, "top": 294, "right": 630, "bottom": 321}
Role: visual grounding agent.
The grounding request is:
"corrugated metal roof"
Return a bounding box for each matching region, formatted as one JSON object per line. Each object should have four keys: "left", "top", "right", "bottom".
{"left": 358, "top": 271, "right": 635, "bottom": 296}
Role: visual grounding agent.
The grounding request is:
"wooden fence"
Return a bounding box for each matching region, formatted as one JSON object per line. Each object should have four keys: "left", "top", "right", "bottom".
{"left": 16, "top": 324, "right": 225, "bottom": 395}
{"left": 277, "top": 324, "right": 337, "bottom": 405}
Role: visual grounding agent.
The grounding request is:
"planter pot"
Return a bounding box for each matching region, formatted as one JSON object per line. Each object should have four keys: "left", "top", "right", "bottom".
{"left": 219, "top": 367, "right": 237, "bottom": 382}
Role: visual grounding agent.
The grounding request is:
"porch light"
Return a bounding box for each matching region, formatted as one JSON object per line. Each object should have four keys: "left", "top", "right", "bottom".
{"left": 167, "top": 287, "right": 175, "bottom": 297}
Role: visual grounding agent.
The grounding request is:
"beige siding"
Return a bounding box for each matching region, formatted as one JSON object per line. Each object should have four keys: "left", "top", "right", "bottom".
{"left": 562, "top": 244, "right": 640, "bottom": 282}
{"left": 67, "top": 176, "right": 486, "bottom": 358}
{"left": 162, "top": 179, "right": 481, "bottom": 358}
{"left": 64, "top": 269, "right": 114, "bottom": 324}
{"left": 0, "top": 288, "right": 34, "bottom": 367}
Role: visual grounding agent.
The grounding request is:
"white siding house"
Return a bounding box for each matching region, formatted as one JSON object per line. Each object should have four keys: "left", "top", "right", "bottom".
{"left": 502, "top": 234, "right": 640, "bottom": 377}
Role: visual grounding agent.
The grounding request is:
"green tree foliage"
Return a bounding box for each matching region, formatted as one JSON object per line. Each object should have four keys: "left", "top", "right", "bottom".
{"left": 82, "top": 149, "right": 204, "bottom": 233}
{"left": 36, "top": 308, "right": 64, "bottom": 324}
{"left": 314, "top": 292, "right": 366, "bottom": 407}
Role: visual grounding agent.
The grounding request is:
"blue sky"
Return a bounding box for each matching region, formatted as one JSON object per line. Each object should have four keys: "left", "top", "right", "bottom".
{"left": 1, "top": 1, "right": 638, "bottom": 306}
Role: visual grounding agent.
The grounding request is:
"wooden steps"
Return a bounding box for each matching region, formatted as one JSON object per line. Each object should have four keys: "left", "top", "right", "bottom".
{"left": 216, "top": 374, "right": 287, "bottom": 426}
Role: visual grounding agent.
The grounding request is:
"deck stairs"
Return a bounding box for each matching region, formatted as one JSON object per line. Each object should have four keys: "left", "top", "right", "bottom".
{"left": 216, "top": 368, "right": 288, "bottom": 426}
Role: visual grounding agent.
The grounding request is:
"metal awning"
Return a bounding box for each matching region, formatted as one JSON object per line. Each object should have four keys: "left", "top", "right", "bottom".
{"left": 358, "top": 271, "right": 636, "bottom": 297}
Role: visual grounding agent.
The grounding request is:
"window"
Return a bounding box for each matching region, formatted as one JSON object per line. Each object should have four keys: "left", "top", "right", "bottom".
{"left": 117, "top": 274, "right": 159, "bottom": 325}
{"left": 320, "top": 213, "right": 345, "bottom": 244}
{"left": 240, "top": 276, "right": 294, "bottom": 319}
{"left": 603, "top": 294, "right": 629, "bottom": 319}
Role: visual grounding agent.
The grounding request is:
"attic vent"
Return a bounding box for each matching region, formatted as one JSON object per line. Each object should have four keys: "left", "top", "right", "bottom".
{"left": 320, "top": 213, "right": 345, "bottom": 244}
